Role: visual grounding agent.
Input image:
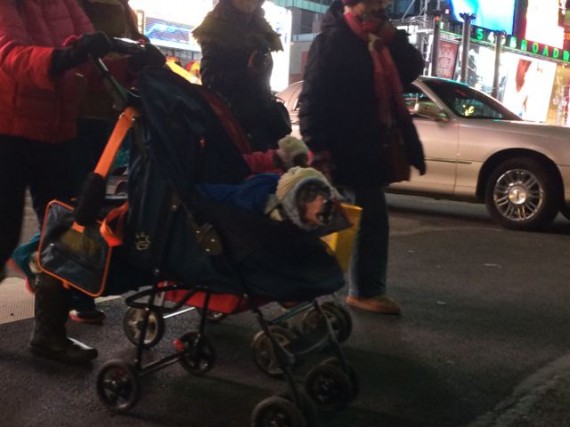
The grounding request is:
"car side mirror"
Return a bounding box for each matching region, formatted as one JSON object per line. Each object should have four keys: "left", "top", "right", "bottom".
{"left": 414, "top": 100, "right": 450, "bottom": 122}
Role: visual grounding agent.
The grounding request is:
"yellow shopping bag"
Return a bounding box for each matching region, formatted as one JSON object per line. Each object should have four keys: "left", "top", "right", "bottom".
{"left": 321, "top": 203, "right": 362, "bottom": 272}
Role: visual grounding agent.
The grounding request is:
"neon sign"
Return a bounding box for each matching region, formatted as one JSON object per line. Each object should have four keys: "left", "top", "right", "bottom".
{"left": 470, "top": 25, "right": 570, "bottom": 63}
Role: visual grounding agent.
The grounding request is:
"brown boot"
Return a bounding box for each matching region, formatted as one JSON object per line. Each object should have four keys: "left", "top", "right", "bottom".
{"left": 346, "top": 294, "right": 401, "bottom": 315}
{"left": 29, "top": 274, "right": 98, "bottom": 364}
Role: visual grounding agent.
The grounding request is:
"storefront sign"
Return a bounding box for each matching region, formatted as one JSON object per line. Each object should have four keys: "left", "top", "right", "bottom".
{"left": 437, "top": 40, "right": 459, "bottom": 79}
{"left": 470, "top": 25, "right": 570, "bottom": 63}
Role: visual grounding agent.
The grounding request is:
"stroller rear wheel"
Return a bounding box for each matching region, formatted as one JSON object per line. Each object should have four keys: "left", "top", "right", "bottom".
{"left": 123, "top": 307, "right": 165, "bottom": 349}
{"left": 96, "top": 359, "right": 140, "bottom": 413}
{"left": 304, "top": 361, "right": 353, "bottom": 412}
{"left": 178, "top": 331, "right": 216, "bottom": 375}
{"left": 278, "top": 389, "right": 318, "bottom": 426}
{"left": 251, "top": 326, "right": 295, "bottom": 378}
{"left": 251, "top": 396, "right": 306, "bottom": 427}
{"left": 321, "top": 357, "right": 360, "bottom": 401}
{"left": 300, "top": 302, "right": 352, "bottom": 343}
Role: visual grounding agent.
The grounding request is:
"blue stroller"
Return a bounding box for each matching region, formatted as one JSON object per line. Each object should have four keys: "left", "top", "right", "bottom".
{"left": 38, "top": 41, "right": 359, "bottom": 426}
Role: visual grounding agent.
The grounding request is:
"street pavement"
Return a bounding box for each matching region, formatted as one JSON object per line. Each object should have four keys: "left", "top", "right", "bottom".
{"left": 2, "top": 195, "right": 570, "bottom": 426}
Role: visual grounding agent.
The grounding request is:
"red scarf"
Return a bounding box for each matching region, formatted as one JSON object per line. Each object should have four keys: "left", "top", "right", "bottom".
{"left": 344, "top": 11, "right": 409, "bottom": 125}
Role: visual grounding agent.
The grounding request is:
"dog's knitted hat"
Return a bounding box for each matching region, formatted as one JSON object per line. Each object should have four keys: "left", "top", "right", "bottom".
{"left": 276, "top": 167, "right": 340, "bottom": 230}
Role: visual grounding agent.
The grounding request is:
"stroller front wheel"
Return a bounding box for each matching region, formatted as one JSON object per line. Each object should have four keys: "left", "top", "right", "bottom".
{"left": 178, "top": 331, "right": 216, "bottom": 375}
{"left": 96, "top": 359, "right": 140, "bottom": 413}
{"left": 278, "top": 389, "right": 318, "bottom": 426}
{"left": 321, "top": 357, "right": 360, "bottom": 401}
{"left": 251, "top": 396, "right": 306, "bottom": 427}
{"left": 304, "top": 362, "right": 353, "bottom": 412}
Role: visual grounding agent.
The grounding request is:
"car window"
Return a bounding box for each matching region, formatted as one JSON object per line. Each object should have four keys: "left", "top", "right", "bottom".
{"left": 290, "top": 83, "right": 303, "bottom": 112}
{"left": 402, "top": 86, "right": 427, "bottom": 114}
{"left": 403, "top": 85, "right": 440, "bottom": 118}
{"left": 421, "top": 79, "right": 522, "bottom": 120}
{"left": 293, "top": 96, "right": 301, "bottom": 112}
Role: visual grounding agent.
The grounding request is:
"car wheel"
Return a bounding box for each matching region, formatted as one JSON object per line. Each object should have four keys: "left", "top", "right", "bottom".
{"left": 485, "top": 158, "right": 559, "bottom": 230}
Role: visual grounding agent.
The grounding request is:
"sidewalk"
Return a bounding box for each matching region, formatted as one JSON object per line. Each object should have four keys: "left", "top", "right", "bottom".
{"left": 0, "top": 277, "right": 33, "bottom": 325}
{"left": 468, "top": 354, "right": 570, "bottom": 427}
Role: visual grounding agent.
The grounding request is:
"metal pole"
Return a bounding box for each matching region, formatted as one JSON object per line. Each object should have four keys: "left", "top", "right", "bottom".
{"left": 459, "top": 12, "right": 476, "bottom": 83}
{"left": 492, "top": 31, "right": 505, "bottom": 99}
{"left": 431, "top": 12, "right": 441, "bottom": 77}
{"left": 402, "top": 0, "right": 417, "bottom": 20}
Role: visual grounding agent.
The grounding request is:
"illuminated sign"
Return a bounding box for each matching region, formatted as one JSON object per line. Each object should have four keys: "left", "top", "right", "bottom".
{"left": 524, "top": 0, "right": 564, "bottom": 48}
{"left": 449, "top": 0, "right": 515, "bottom": 33}
{"left": 144, "top": 17, "right": 198, "bottom": 51}
{"left": 471, "top": 26, "right": 570, "bottom": 63}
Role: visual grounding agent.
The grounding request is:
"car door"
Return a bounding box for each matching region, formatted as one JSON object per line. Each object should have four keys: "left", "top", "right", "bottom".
{"left": 276, "top": 81, "right": 303, "bottom": 137}
{"left": 389, "top": 82, "right": 459, "bottom": 195}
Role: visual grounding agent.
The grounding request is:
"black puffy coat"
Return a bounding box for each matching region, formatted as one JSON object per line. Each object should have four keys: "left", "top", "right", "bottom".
{"left": 193, "top": 0, "right": 290, "bottom": 151}
{"left": 299, "top": 1, "right": 425, "bottom": 187}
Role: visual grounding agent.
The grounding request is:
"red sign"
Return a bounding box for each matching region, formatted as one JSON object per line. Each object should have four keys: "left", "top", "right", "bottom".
{"left": 437, "top": 40, "right": 459, "bottom": 79}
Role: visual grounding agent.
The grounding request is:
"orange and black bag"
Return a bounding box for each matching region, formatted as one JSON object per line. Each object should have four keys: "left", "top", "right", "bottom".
{"left": 37, "top": 109, "right": 136, "bottom": 297}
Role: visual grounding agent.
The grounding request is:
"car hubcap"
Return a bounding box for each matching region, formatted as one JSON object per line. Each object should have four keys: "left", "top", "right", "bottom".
{"left": 494, "top": 169, "right": 543, "bottom": 222}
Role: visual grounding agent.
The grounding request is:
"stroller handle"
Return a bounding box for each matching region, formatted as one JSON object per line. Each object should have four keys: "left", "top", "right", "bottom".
{"left": 87, "top": 37, "right": 146, "bottom": 113}
{"left": 111, "top": 37, "right": 147, "bottom": 55}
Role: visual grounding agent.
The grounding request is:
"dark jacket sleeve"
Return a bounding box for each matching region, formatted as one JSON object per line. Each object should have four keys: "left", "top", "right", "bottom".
{"left": 298, "top": 33, "right": 344, "bottom": 153}
{"left": 200, "top": 40, "right": 250, "bottom": 100}
{"left": 388, "top": 29, "right": 425, "bottom": 85}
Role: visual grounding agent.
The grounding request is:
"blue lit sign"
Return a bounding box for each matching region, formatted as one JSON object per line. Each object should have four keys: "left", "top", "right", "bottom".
{"left": 449, "top": 0, "right": 515, "bottom": 34}
{"left": 144, "top": 16, "right": 197, "bottom": 51}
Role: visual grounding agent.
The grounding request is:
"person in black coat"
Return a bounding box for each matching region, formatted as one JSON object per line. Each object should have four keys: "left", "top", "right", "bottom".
{"left": 193, "top": 0, "right": 291, "bottom": 151}
{"left": 299, "top": 0, "right": 426, "bottom": 314}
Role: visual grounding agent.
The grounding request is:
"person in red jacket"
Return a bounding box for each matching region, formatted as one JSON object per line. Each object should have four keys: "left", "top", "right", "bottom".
{"left": 0, "top": 0, "right": 162, "bottom": 364}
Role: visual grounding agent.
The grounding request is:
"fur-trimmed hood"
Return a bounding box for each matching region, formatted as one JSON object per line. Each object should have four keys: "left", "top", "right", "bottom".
{"left": 193, "top": 0, "right": 283, "bottom": 53}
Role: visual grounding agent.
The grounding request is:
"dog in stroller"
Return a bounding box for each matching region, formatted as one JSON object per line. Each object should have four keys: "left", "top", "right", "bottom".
{"left": 37, "top": 41, "right": 360, "bottom": 426}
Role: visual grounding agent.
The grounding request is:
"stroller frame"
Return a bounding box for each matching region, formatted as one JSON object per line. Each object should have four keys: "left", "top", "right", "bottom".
{"left": 74, "top": 43, "right": 360, "bottom": 425}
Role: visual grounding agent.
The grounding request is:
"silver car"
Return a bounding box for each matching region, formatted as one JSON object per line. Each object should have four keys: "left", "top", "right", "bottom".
{"left": 277, "top": 77, "right": 570, "bottom": 231}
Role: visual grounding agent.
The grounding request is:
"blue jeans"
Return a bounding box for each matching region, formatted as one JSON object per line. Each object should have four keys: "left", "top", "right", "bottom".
{"left": 348, "top": 187, "right": 389, "bottom": 298}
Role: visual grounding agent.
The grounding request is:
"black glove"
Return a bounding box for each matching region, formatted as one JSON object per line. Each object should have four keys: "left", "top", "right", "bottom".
{"left": 74, "top": 32, "right": 113, "bottom": 59}
{"left": 50, "top": 32, "right": 112, "bottom": 76}
{"left": 127, "top": 43, "right": 166, "bottom": 74}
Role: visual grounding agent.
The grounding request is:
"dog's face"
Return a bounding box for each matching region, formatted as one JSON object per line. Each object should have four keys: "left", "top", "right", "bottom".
{"left": 295, "top": 181, "right": 334, "bottom": 226}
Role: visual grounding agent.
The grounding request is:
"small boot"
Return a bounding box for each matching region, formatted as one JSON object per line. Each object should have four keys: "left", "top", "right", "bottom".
{"left": 29, "top": 273, "right": 98, "bottom": 364}
{"left": 69, "top": 293, "right": 105, "bottom": 325}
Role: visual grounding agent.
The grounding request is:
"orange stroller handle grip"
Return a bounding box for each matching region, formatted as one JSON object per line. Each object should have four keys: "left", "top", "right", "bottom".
{"left": 94, "top": 107, "right": 139, "bottom": 178}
